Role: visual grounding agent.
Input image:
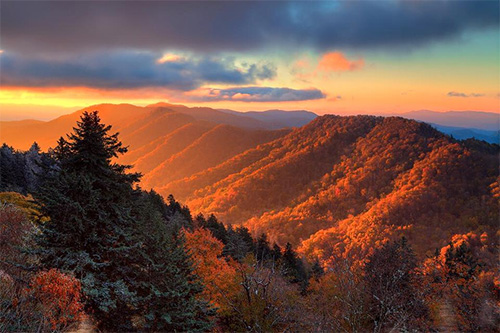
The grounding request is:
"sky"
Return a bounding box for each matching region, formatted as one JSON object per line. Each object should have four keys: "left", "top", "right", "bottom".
{"left": 0, "top": 0, "right": 499, "bottom": 120}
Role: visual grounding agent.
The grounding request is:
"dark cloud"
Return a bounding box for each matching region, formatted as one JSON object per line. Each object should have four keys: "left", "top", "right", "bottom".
{"left": 1, "top": 1, "right": 498, "bottom": 55}
{"left": 447, "top": 91, "right": 485, "bottom": 98}
{"left": 183, "top": 87, "right": 326, "bottom": 102}
{"left": 0, "top": 51, "right": 276, "bottom": 90}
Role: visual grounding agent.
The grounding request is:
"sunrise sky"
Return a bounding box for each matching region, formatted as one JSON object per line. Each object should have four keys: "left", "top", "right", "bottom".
{"left": 1, "top": 1, "right": 499, "bottom": 120}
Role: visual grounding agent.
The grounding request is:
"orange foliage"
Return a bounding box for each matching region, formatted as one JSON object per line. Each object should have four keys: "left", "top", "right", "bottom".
{"left": 23, "top": 269, "right": 85, "bottom": 330}
{"left": 421, "top": 232, "right": 499, "bottom": 331}
{"left": 184, "top": 228, "right": 239, "bottom": 311}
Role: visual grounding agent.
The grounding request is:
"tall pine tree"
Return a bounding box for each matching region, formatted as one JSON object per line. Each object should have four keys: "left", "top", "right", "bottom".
{"left": 34, "top": 111, "right": 214, "bottom": 330}
{"left": 34, "top": 111, "right": 142, "bottom": 330}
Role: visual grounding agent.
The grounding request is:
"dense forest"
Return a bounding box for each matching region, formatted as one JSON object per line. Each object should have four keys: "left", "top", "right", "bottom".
{"left": 159, "top": 115, "right": 498, "bottom": 265}
{"left": 1, "top": 111, "right": 498, "bottom": 331}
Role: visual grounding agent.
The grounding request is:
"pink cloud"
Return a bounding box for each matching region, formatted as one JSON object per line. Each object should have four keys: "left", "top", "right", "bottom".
{"left": 318, "top": 52, "right": 364, "bottom": 72}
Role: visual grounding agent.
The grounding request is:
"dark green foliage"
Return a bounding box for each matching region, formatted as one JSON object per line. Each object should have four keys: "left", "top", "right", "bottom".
{"left": 33, "top": 111, "right": 214, "bottom": 331}
{"left": 0, "top": 144, "right": 26, "bottom": 192}
{"left": 134, "top": 192, "right": 214, "bottom": 331}
{"left": 255, "top": 233, "right": 272, "bottom": 262}
{"left": 0, "top": 143, "right": 56, "bottom": 194}
{"left": 33, "top": 111, "right": 141, "bottom": 330}
{"left": 271, "top": 243, "right": 283, "bottom": 262}
{"left": 364, "top": 238, "right": 429, "bottom": 332}
{"left": 280, "top": 242, "right": 308, "bottom": 291}
{"left": 198, "top": 213, "right": 259, "bottom": 262}
{"left": 223, "top": 225, "right": 254, "bottom": 261}
{"left": 166, "top": 194, "right": 193, "bottom": 228}
{"left": 201, "top": 214, "right": 228, "bottom": 244}
{"left": 310, "top": 259, "right": 324, "bottom": 282}
{"left": 234, "top": 227, "right": 255, "bottom": 253}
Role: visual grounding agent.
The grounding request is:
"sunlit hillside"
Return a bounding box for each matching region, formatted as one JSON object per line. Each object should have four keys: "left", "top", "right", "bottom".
{"left": 2, "top": 105, "right": 498, "bottom": 265}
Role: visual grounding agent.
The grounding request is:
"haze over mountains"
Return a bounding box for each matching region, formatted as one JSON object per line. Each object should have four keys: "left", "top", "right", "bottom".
{"left": 1, "top": 103, "right": 498, "bottom": 264}
{"left": 397, "top": 110, "right": 499, "bottom": 144}
{"left": 399, "top": 110, "right": 499, "bottom": 131}
{"left": 2, "top": 104, "right": 497, "bottom": 147}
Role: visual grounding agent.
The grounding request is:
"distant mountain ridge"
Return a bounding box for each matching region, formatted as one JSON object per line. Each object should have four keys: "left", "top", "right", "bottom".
{"left": 0, "top": 103, "right": 314, "bottom": 150}
{"left": 430, "top": 124, "right": 499, "bottom": 144}
{"left": 218, "top": 108, "right": 318, "bottom": 129}
{"left": 398, "top": 110, "right": 499, "bottom": 131}
{"left": 2, "top": 104, "right": 498, "bottom": 145}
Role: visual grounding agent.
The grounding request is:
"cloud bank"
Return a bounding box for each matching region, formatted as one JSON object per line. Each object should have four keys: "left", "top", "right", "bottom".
{"left": 182, "top": 87, "right": 326, "bottom": 102}
{"left": 0, "top": 52, "right": 276, "bottom": 90}
{"left": 2, "top": 1, "right": 498, "bottom": 54}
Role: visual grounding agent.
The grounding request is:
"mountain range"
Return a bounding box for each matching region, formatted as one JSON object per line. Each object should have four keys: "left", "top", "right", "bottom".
{"left": 1, "top": 104, "right": 498, "bottom": 263}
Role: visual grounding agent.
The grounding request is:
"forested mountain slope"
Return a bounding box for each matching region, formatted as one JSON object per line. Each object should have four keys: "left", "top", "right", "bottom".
{"left": 1, "top": 106, "right": 497, "bottom": 265}
{"left": 151, "top": 116, "right": 498, "bottom": 263}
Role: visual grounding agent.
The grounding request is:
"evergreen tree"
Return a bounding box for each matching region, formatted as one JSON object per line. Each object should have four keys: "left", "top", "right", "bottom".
{"left": 33, "top": 111, "right": 142, "bottom": 330}
{"left": 0, "top": 143, "right": 55, "bottom": 193}
{"left": 223, "top": 225, "right": 249, "bottom": 261}
{"left": 137, "top": 219, "right": 215, "bottom": 332}
{"left": 0, "top": 144, "right": 23, "bottom": 192}
{"left": 34, "top": 112, "right": 215, "bottom": 330}
{"left": 201, "top": 213, "right": 228, "bottom": 244}
{"left": 235, "top": 226, "right": 255, "bottom": 253}
{"left": 166, "top": 194, "right": 193, "bottom": 226}
{"left": 310, "top": 259, "right": 324, "bottom": 282}
{"left": 271, "top": 243, "right": 283, "bottom": 262}
{"left": 118, "top": 190, "right": 215, "bottom": 331}
{"left": 255, "top": 233, "right": 272, "bottom": 262}
{"left": 281, "top": 242, "right": 307, "bottom": 290}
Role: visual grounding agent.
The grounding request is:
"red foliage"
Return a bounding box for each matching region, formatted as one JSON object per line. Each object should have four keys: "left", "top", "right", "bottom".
{"left": 24, "top": 269, "right": 85, "bottom": 330}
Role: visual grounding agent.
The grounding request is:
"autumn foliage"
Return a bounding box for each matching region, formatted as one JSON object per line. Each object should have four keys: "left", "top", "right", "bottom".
{"left": 23, "top": 269, "right": 85, "bottom": 330}
{"left": 422, "top": 232, "right": 499, "bottom": 331}
{"left": 184, "top": 228, "right": 239, "bottom": 310}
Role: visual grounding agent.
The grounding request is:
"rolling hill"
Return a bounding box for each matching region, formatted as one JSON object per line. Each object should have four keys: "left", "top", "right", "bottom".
{"left": 1, "top": 104, "right": 498, "bottom": 265}
{"left": 154, "top": 116, "right": 497, "bottom": 262}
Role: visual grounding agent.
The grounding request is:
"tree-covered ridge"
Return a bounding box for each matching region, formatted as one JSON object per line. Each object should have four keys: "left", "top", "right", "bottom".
{"left": 166, "top": 115, "right": 498, "bottom": 262}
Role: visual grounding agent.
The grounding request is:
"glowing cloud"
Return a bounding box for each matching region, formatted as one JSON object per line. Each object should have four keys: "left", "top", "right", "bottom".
{"left": 318, "top": 52, "right": 364, "bottom": 72}
{"left": 157, "top": 53, "right": 183, "bottom": 64}
{"left": 180, "top": 87, "right": 326, "bottom": 102}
